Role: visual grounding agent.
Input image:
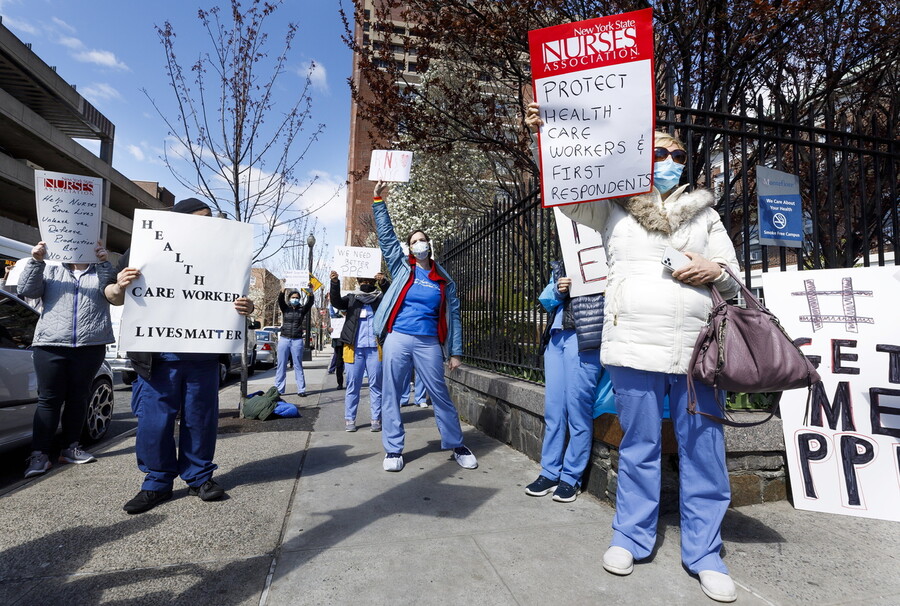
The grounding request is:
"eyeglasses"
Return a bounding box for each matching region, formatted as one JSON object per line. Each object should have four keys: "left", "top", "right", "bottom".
{"left": 653, "top": 147, "right": 687, "bottom": 165}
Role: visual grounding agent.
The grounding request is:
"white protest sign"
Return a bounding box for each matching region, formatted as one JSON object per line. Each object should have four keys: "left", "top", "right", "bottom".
{"left": 119, "top": 210, "right": 253, "bottom": 354}
{"left": 283, "top": 269, "right": 309, "bottom": 290}
{"left": 553, "top": 207, "right": 608, "bottom": 296}
{"left": 763, "top": 266, "right": 900, "bottom": 522}
{"left": 334, "top": 246, "right": 382, "bottom": 278}
{"left": 34, "top": 170, "right": 103, "bottom": 263}
{"left": 368, "top": 150, "right": 413, "bottom": 182}
{"left": 331, "top": 316, "right": 345, "bottom": 336}
{"left": 529, "top": 8, "right": 655, "bottom": 207}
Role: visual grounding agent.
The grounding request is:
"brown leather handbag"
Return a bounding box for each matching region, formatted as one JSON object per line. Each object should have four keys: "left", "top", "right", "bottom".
{"left": 687, "top": 265, "right": 820, "bottom": 425}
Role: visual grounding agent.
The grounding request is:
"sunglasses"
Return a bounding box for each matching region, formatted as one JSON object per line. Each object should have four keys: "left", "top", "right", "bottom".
{"left": 653, "top": 147, "right": 687, "bottom": 165}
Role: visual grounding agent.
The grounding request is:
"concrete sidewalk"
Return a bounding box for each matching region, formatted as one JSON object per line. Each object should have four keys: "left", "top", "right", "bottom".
{"left": 1, "top": 351, "right": 898, "bottom": 605}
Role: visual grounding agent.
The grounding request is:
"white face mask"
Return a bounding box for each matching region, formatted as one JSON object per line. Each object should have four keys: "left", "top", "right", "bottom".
{"left": 410, "top": 240, "right": 431, "bottom": 260}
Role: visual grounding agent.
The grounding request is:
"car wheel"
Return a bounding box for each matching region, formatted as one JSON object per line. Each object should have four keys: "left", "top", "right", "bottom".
{"left": 82, "top": 376, "right": 115, "bottom": 443}
{"left": 247, "top": 352, "right": 256, "bottom": 376}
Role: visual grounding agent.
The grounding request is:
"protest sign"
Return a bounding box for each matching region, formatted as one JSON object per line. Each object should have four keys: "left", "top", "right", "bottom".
{"left": 331, "top": 316, "right": 345, "bottom": 336}
{"left": 763, "top": 266, "right": 900, "bottom": 522}
{"left": 119, "top": 210, "right": 253, "bottom": 354}
{"left": 334, "top": 246, "right": 382, "bottom": 278}
{"left": 529, "top": 8, "right": 655, "bottom": 207}
{"left": 368, "top": 150, "right": 413, "bottom": 182}
{"left": 757, "top": 165, "right": 803, "bottom": 248}
{"left": 553, "top": 207, "right": 608, "bottom": 296}
{"left": 283, "top": 269, "right": 310, "bottom": 290}
{"left": 34, "top": 170, "right": 103, "bottom": 263}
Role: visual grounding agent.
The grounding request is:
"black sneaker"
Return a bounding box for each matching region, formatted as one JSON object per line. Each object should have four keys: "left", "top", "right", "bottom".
{"left": 188, "top": 479, "right": 226, "bottom": 501}
{"left": 552, "top": 481, "right": 579, "bottom": 503}
{"left": 299, "top": 392, "right": 307, "bottom": 398}
{"left": 525, "top": 475, "right": 558, "bottom": 497}
{"left": 123, "top": 489, "right": 173, "bottom": 514}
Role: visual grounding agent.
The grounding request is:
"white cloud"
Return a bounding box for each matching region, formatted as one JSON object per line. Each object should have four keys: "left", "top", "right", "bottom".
{"left": 300, "top": 60, "right": 328, "bottom": 94}
{"left": 58, "top": 35, "right": 83, "bottom": 50}
{"left": 80, "top": 82, "right": 122, "bottom": 104}
{"left": 73, "top": 49, "right": 129, "bottom": 70}
{"left": 126, "top": 144, "right": 145, "bottom": 162}
{"left": 2, "top": 15, "right": 38, "bottom": 35}
{"left": 51, "top": 16, "right": 76, "bottom": 34}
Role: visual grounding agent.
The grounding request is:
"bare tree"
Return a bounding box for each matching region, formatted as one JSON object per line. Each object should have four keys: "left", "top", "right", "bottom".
{"left": 144, "top": 0, "right": 338, "bottom": 262}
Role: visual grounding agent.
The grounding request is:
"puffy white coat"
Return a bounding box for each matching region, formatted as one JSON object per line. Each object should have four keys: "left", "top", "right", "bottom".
{"left": 559, "top": 185, "right": 740, "bottom": 374}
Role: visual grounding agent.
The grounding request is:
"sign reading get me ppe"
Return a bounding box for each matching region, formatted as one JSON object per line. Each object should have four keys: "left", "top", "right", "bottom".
{"left": 757, "top": 165, "right": 803, "bottom": 248}
{"left": 529, "top": 8, "right": 655, "bottom": 207}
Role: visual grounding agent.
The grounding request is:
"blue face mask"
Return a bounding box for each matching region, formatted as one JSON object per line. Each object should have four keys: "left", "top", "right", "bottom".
{"left": 653, "top": 158, "right": 684, "bottom": 193}
{"left": 289, "top": 298, "right": 301, "bottom": 307}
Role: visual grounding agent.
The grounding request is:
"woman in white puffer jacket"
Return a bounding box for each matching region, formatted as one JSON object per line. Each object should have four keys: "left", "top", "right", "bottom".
{"left": 528, "top": 103, "right": 742, "bottom": 604}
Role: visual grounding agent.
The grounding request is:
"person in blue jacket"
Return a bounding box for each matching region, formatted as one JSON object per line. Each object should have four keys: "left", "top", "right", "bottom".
{"left": 371, "top": 182, "right": 477, "bottom": 472}
{"left": 525, "top": 261, "right": 603, "bottom": 502}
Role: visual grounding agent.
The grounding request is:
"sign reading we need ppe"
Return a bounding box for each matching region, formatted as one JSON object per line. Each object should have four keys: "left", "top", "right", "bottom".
{"left": 763, "top": 266, "right": 900, "bottom": 522}
{"left": 529, "top": 8, "right": 655, "bottom": 207}
{"left": 553, "top": 207, "right": 608, "bottom": 297}
{"left": 334, "top": 246, "right": 382, "bottom": 279}
{"left": 119, "top": 210, "right": 253, "bottom": 354}
{"left": 757, "top": 165, "right": 803, "bottom": 248}
{"left": 34, "top": 170, "right": 104, "bottom": 263}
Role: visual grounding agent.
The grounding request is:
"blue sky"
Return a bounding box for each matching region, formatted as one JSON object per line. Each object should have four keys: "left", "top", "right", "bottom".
{"left": 0, "top": 0, "right": 353, "bottom": 273}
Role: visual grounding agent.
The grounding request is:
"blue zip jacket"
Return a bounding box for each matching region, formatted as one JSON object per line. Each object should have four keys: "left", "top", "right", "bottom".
{"left": 372, "top": 200, "right": 463, "bottom": 359}
{"left": 17, "top": 258, "right": 116, "bottom": 347}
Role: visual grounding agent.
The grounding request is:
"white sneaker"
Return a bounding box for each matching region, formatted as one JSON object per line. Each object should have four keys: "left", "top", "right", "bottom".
{"left": 452, "top": 446, "right": 478, "bottom": 469}
{"left": 602, "top": 546, "right": 634, "bottom": 575}
{"left": 416, "top": 401, "right": 428, "bottom": 408}
{"left": 383, "top": 453, "right": 404, "bottom": 472}
{"left": 699, "top": 571, "right": 737, "bottom": 603}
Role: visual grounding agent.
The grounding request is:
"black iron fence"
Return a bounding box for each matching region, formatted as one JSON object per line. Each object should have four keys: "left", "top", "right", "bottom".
{"left": 442, "top": 102, "right": 899, "bottom": 383}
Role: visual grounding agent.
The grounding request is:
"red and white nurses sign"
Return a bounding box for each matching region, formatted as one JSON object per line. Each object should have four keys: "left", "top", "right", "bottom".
{"left": 529, "top": 8, "right": 655, "bottom": 207}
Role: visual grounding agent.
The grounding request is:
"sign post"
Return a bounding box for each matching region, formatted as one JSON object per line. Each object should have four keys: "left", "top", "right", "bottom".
{"left": 757, "top": 165, "right": 803, "bottom": 248}
{"left": 529, "top": 8, "right": 655, "bottom": 207}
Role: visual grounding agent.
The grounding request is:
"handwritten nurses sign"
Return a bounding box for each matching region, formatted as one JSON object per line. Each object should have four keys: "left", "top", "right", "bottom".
{"left": 34, "top": 170, "right": 103, "bottom": 263}
{"left": 119, "top": 209, "right": 253, "bottom": 354}
{"left": 529, "top": 8, "right": 655, "bottom": 207}
{"left": 334, "top": 246, "right": 382, "bottom": 278}
{"left": 763, "top": 266, "right": 900, "bottom": 522}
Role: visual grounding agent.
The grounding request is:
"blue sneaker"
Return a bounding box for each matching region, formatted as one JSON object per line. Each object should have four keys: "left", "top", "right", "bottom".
{"left": 552, "top": 481, "right": 578, "bottom": 503}
{"left": 525, "top": 475, "right": 558, "bottom": 496}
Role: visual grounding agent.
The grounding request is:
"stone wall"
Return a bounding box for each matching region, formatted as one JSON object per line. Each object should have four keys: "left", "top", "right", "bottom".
{"left": 448, "top": 365, "right": 788, "bottom": 508}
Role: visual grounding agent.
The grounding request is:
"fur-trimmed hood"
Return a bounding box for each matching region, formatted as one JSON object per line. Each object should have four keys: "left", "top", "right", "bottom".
{"left": 615, "top": 185, "right": 714, "bottom": 235}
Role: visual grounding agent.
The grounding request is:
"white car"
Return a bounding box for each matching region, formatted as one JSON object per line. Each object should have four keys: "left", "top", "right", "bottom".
{"left": 0, "top": 290, "right": 115, "bottom": 451}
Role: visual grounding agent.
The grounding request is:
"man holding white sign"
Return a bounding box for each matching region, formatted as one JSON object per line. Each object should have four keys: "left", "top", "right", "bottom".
{"left": 108, "top": 198, "right": 255, "bottom": 515}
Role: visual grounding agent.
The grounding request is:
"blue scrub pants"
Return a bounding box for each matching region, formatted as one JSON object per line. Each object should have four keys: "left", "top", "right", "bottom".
{"left": 381, "top": 331, "right": 464, "bottom": 454}
{"left": 131, "top": 358, "right": 219, "bottom": 491}
{"left": 541, "top": 329, "right": 600, "bottom": 487}
{"left": 607, "top": 365, "right": 730, "bottom": 575}
{"left": 344, "top": 346, "right": 383, "bottom": 422}
{"left": 401, "top": 369, "right": 428, "bottom": 405}
{"left": 275, "top": 336, "right": 306, "bottom": 395}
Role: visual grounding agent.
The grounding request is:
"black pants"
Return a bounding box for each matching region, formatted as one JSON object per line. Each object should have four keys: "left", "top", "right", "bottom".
{"left": 331, "top": 343, "right": 344, "bottom": 386}
{"left": 32, "top": 345, "right": 106, "bottom": 453}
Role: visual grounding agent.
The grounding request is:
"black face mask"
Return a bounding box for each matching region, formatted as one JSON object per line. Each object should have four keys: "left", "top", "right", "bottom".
{"left": 358, "top": 283, "right": 376, "bottom": 293}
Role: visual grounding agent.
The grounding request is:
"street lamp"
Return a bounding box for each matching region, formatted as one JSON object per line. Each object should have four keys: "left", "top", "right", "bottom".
{"left": 304, "top": 233, "right": 315, "bottom": 361}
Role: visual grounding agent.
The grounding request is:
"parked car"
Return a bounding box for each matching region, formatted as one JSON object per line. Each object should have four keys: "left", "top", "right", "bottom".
{"left": 255, "top": 329, "right": 278, "bottom": 368}
{"left": 0, "top": 290, "right": 115, "bottom": 452}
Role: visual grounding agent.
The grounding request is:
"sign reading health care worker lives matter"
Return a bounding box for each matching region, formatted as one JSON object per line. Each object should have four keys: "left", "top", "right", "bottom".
{"left": 34, "top": 170, "right": 103, "bottom": 263}
{"left": 553, "top": 207, "right": 608, "bottom": 297}
{"left": 529, "top": 8, "right": 655, "bottom": 207}
{"left": 757, "top": 165, "right": 803, "bottom": 248}
{"left": 334, "top": 246, "right": 382, "bottom": 278}
{"left": 119, "top": 210, "right": 253, "bottom": 354}
{"left": 763, "top": 266, "right": 900, "bottom": 522}
{"left": 368, "top": 150, "right": 413, "bottom": 182}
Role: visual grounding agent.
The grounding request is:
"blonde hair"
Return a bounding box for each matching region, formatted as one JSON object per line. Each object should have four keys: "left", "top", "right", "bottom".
{"left": 654, "top": 130, "right": 685, "bottom": 151}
